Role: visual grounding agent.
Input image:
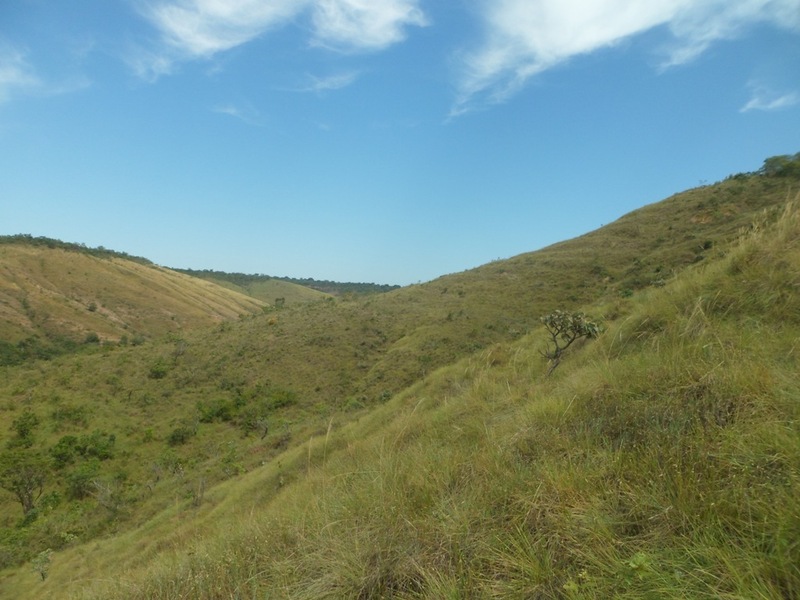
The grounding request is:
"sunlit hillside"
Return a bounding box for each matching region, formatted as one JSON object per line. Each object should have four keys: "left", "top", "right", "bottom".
{"left": 0, "top": 240, "right": 270, "bottom": 361}
{"left": 0, "top": 155, "right": 798, "bottom": 598}
{"left": 173, "top": 269, "right": 331, "bottom": 305}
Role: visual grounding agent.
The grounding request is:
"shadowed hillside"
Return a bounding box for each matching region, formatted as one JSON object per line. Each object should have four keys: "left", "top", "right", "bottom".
{"left": 0, "top": 155, "right": 798, "bottom": 598}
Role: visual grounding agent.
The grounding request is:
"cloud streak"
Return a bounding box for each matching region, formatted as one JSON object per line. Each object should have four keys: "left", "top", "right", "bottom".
{"left": 0, "top": 44, "right": 41, "bottom": 103}
{"left": 0, "top": 42, "right": 91, "bottom": 104}
{"left": 213, "top": 102, "right": 264, "bottom": 125}
{"left": 740, "top": 82, "right": 800, "bottom": 112}
{"left": 296, "top": 71, "right": 361, "bottom": 93}
{"left": 135, "top": 0, "right": 427, "bottom": 78}
{"left": 451, "top": 0, "right": 800, "bottom": 117}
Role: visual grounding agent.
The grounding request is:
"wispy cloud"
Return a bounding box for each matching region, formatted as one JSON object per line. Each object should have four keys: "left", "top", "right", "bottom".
{"left": 451, "top": 0, "right": 800, "bottom": 117}
{"left": 0, "top": 44, "right": 41, "bottom": 103}
{"left": 145, "top": 0, "right": 301, "bottom": 58}
{"left": 125, "top": 44, "right": 176, "bottom": 82}
{"left": 212, "top": 102, "right": 264, "bottom": 125}
{"left": 0, "top": 42, "right": 91, "bottom": 104}
{"left": 134, "top": 0, "right": 426, "bottom": 79}
{"left": 296, "top": 70, "right": 361, "bottom": 93}
{"left": 740, "top": 82, "right": 800, "bottom": 112}
{"left": 310, "top": 0, "right": 428, "bottom": 51}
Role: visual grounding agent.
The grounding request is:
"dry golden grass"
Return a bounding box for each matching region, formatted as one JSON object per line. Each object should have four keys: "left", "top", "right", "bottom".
{"left": 0, "top": 244, "right": 267, "bottom": 345}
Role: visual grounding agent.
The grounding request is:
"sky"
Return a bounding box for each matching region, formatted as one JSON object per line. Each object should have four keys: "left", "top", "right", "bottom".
{"left": 1, "top": 1, "right": 799, "bottom": 286}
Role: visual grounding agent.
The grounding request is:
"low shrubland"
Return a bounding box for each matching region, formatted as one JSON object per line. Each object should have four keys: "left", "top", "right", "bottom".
{"left": 0, "top": 159, "right": 798, "bottom": 598}
{"left": 5, "top": 201, "right": 792, "bottom": 599}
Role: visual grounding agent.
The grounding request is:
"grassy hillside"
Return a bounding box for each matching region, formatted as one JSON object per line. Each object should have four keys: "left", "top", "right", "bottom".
{"left": 61, "top": 201, "right": 798, "bottom": 599}
{"left": 173, "top": 269, "right": 331, "bottom": 305}
{"left": 0, "top": 156, "right": 798, "bottom": 597}
{"left": 176, "top": 269, "right": 399, "bottom": 299}
{"left": 0, "top": 241, "right": 267, "bottom": 362}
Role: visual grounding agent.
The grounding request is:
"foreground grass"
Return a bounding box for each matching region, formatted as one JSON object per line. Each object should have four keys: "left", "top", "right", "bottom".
{"left": 11, "top": 203, "right": 795, "bottom": 598}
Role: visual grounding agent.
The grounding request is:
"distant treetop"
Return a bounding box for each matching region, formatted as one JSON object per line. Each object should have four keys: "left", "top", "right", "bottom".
{"left": 176, "top": 268, "right": 400, "bottom": 296}
{"left": 0, "top": 234, "right": 153, "bottom": 265}
{"left": 759, "top": 153, "right": 800, "bottom": 178}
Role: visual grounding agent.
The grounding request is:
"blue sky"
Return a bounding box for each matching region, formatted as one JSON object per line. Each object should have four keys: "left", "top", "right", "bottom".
{"left": 1, "top": 1, "right": 799, "bottom": 285}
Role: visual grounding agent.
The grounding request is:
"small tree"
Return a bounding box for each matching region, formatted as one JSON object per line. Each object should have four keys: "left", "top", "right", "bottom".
{"left": 32, "top": 548, "right": 53, "bottom": 581}
{"left": 0, "top": 450, "right": 48, "bottom": 515}
{"left": 9, "top": 410, "right": 39, "bottom": 448}
{"left": 540, "top": 310, "right": 600, "bottom": 375}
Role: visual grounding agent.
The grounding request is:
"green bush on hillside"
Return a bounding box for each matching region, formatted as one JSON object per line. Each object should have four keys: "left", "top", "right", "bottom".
{"left": 760, "top": 153, "right": 800, "bottom": 177}
{"left": 197, "top": 398, "right": 235, "bottom": 423}
{"left": 540, "top": 310, "right": 600, "bottom": 374}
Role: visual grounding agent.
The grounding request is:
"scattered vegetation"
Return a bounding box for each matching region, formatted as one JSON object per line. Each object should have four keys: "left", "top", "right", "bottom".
{"left": 0, "top": 235, "right": 152, "bottom": 265}
{"left": 176, "top": 268, "right": 397, "bottom": 301}
{"left": 0, "top": 154, "right": 797, "bottom": 598}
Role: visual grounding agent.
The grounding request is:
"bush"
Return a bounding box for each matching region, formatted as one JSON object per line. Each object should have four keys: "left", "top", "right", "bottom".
{"left": 148, "top": 361, "right": 169, "bottom": 379}
{"left": 197, "top": 398, "right": 235, "bottom": 423}
{"left": 267, "top": 387, "right": 297, "bottom": 410}
{"left": 50, "top": 435, "right": 80, "bottom": 469}
{"left": 167, "top": 425, "right": 196, "bottom": 446}
{"left": 66, "top": 460, "right": 100, "bottom": 500}
{"left": 540, "top": 310, "right": 600, "bottom": 374}
{"left": 50, "top": 404, "right": 89, "bottom": 428}
{"left": 77, "top": 430, "right": 116, "bottom": 460}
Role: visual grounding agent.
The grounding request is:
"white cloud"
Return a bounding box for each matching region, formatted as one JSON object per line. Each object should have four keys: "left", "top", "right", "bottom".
{"left": 136, "top": 0, "right": 426, "bottom": 79}
{"left": 0, "top": 42, "right": 90, "bottom": 104}
{"left": 213, "top": 102, "right": 265, "bottom": 125}
{"left": 311, "top": 0, "right": 428, "bottom": 51}
{"left": 145, "top": 0, "right": 302, "bottom": 57}
{"left": 0, "top": 44, "right": 41, "bottom": 103}
{"left": 740, "top": 82, "right": 800, "bottom": 112}
{"left": 298, "top": 70, "right": 360, "bottom": 93}
{"left": 131, "top": 0, "right": 302, "bottom": 78}
{"left": 452, "top": 0, "right": 800, "bottom": 116}
{"left": 125, "top": 44, "right": 176, "bottom": 82}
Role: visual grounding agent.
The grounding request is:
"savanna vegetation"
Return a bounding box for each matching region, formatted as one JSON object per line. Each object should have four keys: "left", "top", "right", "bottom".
{"left": 176, "top": 269, "right": 400, "bottom": 298}
{"left": 0, "top": 154, "right": 798, "bottom": 598}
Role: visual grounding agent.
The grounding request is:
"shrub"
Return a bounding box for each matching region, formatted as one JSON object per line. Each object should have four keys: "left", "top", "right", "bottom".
{"left": 167, "top": 424, "right": 196, "bottom": 446}
{"left": 267, "top": 387, "right": 297, "bottom": 410}
{"left": 148, "top": 361, "right": 168, "bottom": 380}
{"left": 66, "top": 460, "right": 100, "bottom": 500}
{"left": 77, "top": 430, "right": 116, "bottom": 460}
{"left": 197, "top": 398, "right": 235, "bottom": 423}
{"left": 540, "top": 310, "right": 600, "bottom": 375}
{"left": 50, "top": 435, "right": 80, "bottom": 469}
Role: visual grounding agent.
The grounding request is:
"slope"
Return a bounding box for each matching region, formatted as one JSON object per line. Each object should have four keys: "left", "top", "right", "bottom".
{"left": 0, "top": 156, "right": 797, "bottom": 596}
{"left": 172, "top": 269, "right": 331, "bottom": 305}
{"left": 0, "top": 240, "right": 267, "bottom": 360}
{"left": 4, "top": 188, "right": 799, "bottom": 599}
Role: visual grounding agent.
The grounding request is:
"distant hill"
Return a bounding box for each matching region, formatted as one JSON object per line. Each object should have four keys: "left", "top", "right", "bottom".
{"left": 275, "top": 276, "right": 401, "bottom": 296}
{"left": 173, "top": 269, "right": 331, "bottom": 304}
{"left": 0, "top": 238, "right": 266, "bottom": 363}
{"left": 176, "top": 269, "right": 400, "bottom": 298}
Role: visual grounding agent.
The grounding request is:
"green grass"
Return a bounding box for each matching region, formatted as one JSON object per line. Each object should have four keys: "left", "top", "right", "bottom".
{"left": 57, "top": 200, "right": 796, "bottom": 600}
{"left": 173, "top": 269, "right": 331, "bottom": 305}
{"left": 0, "top": 162, "right": 798, "bottom": 597}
